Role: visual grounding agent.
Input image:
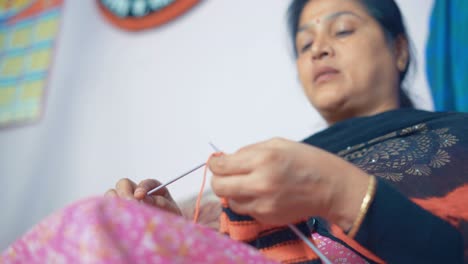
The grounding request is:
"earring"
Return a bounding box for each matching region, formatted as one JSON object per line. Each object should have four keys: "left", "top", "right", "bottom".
{"left": 398, "top": 57, "right": 408, "bottom": 71}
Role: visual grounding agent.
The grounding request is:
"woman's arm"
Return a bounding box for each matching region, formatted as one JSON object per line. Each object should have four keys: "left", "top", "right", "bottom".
{"left": 208, "top": 138, "right": 464, "bottom": 262}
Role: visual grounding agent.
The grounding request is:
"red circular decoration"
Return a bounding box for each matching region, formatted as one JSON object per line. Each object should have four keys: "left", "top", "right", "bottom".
{"left": 97, "top": 0, "right": 200, "bottom": 31}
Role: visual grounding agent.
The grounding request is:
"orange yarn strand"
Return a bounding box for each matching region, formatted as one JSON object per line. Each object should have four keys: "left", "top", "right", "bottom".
{"left": 193, "top": 152, "right": 223, "bottom": 223}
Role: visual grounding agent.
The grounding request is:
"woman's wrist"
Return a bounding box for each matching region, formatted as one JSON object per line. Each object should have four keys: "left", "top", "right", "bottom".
{"left": 347, "top": 175, "right": 377, "bottom": 237}
{"left": 325, "top": 163, "right": 375, "bottom": 233}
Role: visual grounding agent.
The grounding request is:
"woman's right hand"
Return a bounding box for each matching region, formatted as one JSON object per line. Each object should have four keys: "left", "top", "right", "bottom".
{"left": 105, "top": 178, "right": 182, "bottom": 216}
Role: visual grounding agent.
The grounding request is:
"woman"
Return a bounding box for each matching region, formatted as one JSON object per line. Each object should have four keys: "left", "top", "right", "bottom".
{"left": 3, "top": 0, "right": 467, "bottom": 263}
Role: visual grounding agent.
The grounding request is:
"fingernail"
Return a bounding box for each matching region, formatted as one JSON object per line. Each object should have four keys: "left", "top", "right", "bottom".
{"left": 135, "top": 188, "right": 146, "bottom": 195}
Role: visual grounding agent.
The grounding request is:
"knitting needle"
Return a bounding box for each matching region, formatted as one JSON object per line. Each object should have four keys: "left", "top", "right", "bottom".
{"left": 207, "top": 142, "right": 332, "bottom": 264}
{"left": 288, "top": 224, "right": 332, "bottom": 264}
{"left": 147, "top": 162, "right": 206, "bottom": 195}
{"left": 209, "top": 142, "right": 221, "bottom": 152}
{"left": 147, "top": 143, "right": 222, "bottom": 195}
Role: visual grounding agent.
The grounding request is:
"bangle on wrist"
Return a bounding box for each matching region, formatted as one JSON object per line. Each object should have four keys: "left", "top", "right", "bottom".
{"left": 347, "top": 175, "right": 377, "bottom": 238}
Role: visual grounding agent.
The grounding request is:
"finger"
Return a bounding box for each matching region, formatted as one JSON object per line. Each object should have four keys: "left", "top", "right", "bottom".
{"left": 104, "top": 189, "right": 118, "bottom": 197}
{"left": 208, "top": 152, "right": 256, "bottom": 176}
{"left": 208, "top": 140, "right": 276, "bottom": 176}
{"left": 115, "top": 178, "right": 137, "bottom": 200}
{"left": 147, "top": 196, "right": 182, "bottom": 215}
{"left": 236, "top": 137, "right": 289, "bottom": 155}
{"left": 228, "top": 199, "right": 253, "bottom": 216}
{"left": 234, "top": 142, "right": 261, "bottom": 154}
{"left": 211, "top": 173, "right": 254, "bottom": 198}
{"left": 134, "top": 179, "right": 170, "bottom": 199}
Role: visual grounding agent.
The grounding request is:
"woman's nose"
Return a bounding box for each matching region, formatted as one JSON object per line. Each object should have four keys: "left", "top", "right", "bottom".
{"left": 311, "top": 39, "right": 333, "bottom": 60}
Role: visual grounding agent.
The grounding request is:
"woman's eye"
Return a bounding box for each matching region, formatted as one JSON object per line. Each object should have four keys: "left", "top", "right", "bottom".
{"left": 336, "top": 30, "right": 354, "bottom": 37}
{"left": 300, "top": 43, "right": 312, "bottom": 53}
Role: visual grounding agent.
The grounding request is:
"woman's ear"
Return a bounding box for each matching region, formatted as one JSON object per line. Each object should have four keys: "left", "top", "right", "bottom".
{"left": 394, "top": 35, "right": 409, "bottom": 72}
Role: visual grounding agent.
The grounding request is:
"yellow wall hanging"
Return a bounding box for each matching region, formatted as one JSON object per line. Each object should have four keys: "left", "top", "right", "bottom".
{"left": 0, "top": 0, "right": 63, "bottom": 129}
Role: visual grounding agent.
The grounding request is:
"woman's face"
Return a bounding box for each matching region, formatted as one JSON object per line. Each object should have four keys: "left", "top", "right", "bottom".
{"left": 296, "top": 0, "right": 408, "bottom": 124}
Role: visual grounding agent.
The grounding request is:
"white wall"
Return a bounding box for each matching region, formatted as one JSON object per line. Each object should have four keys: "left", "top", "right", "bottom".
{"left": 0, "top": 0, "right": 434, "bottom": 250}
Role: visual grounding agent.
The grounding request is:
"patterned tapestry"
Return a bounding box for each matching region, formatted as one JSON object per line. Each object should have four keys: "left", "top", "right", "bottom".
{"left": 0, "top": 0, "right": 63, "bottom": 129}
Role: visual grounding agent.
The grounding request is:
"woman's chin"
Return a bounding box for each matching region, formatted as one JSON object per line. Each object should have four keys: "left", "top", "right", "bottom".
{"left": 312, "top": 96, "right": 347, "bottom": 113}
{"left": 311, "top": 97, "right": 353, "bottom": 123}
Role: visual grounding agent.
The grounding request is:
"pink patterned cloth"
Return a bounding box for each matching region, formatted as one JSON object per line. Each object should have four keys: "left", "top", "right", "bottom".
{"left": 1, "top": 197, "right": 369, "bottom": 263}
{"left": 1, "top": 197, "right": 277, "bottom": 264}
{"left": 312, "top": 233, "right": 368, "bottom": 264}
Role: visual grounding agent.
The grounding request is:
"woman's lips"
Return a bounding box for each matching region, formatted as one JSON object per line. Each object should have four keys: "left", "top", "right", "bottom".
{"left": 314, "top": 67, "right": 340, "bottom": 85}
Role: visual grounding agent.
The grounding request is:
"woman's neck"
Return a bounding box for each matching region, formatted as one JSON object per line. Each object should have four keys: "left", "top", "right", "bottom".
{"left": 324, "top": 101, "right": 400, "bottom": 126}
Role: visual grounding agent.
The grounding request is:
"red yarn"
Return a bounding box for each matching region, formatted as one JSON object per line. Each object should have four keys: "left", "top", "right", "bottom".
{"left": 193, "top": 152, "right": 224, "bottom": 223}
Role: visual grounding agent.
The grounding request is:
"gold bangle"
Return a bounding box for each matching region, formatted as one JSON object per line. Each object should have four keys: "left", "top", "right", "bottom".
{"left": 348, "top": 175, "right": 377, "bottom": 238}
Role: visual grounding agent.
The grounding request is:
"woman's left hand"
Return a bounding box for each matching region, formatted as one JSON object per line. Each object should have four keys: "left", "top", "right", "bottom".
{"left": 208, "top": 138, "right": 370, "bottom": 230}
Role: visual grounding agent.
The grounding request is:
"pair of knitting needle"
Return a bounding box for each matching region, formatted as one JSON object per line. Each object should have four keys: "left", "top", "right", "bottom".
{"left": 147, "top": 142, "right": 218, "bottom": 195}
{"left": 146, "top": 143, "right": 332, "bottom": 264}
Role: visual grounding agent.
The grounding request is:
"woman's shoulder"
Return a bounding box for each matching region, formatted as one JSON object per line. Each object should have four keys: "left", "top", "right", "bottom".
{"left": 302, "top": 108, "right": 468, "bottom": 153}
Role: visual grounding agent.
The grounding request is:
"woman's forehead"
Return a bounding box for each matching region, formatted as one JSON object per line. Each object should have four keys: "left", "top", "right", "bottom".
{"left": 298, "top": 0, "right": 368, "bottom": 26}
{"left": 298, "top": 11, "right": 363, "bottom": 33}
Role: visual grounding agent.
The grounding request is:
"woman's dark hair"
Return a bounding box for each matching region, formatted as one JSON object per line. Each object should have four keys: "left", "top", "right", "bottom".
{"left": 287, "top": 0, "right": 414, "bottom": 108}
